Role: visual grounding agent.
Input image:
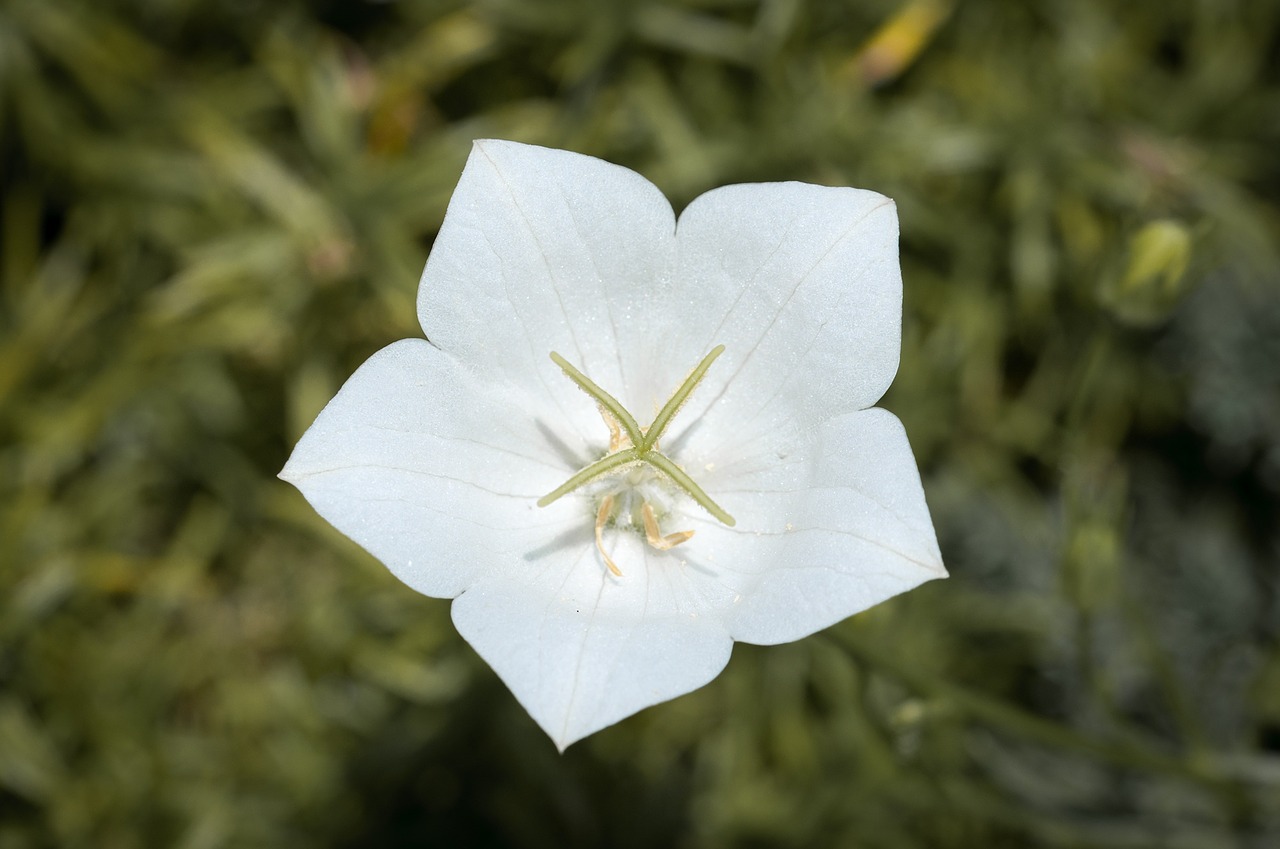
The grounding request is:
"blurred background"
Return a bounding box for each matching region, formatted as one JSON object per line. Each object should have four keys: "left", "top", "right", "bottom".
{"left": 2, "top": 0, "right": 1278, "bottom": 846}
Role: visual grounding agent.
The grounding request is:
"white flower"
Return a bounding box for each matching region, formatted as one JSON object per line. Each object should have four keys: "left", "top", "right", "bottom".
{"left": 280, "top": 140, "right": 946, "bottom": 750}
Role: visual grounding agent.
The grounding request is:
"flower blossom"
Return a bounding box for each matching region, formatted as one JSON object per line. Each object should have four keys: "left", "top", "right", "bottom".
{"left": 280, "top": 140, "right": 946, "bottom": 750}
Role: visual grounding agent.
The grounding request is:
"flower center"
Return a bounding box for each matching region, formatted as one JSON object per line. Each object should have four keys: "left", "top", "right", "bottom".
{"left": 538, "top": 346, "right": 736, "bottom": 576}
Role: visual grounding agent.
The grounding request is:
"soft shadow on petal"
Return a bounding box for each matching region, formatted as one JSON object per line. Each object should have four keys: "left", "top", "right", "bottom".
{"left": 681, "top": 407, "right": 944, "bottom": 646}
{"left": 452, "top": 534, "right": 734, "bottom": 751}
{"left": 668, "top": 183, "right": 902, "bottom": 460}
{"left": 280, "top": 339, "right": 577, "bottom": 598}
{"left": 418, "top": 140, "right": 679, "bottom": 430}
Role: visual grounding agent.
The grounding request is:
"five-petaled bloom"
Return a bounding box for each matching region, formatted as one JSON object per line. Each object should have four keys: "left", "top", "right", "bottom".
{"left": 280, "top": 140, "right": 946, "bottom": 750}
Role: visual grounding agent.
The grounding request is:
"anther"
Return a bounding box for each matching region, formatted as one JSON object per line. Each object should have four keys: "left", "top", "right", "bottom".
{"left": 595, "top": 495, "right": 622, "bottom": 577}
{"left": 642, "top": 502, "right": 695, "bottom": 551}
{"left": 600, "top": 406, "right": 627, "bottom": 452}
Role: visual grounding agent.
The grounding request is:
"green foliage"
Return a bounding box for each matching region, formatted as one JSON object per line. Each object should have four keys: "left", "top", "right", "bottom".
{"left": 2, "top": 0, "right": 1278, "bottom": 846}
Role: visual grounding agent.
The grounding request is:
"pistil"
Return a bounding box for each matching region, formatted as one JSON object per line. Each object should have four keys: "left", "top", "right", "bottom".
{"left": 538, "top": 346, "right": 735, "bottom": 526}
{"left": 539, "top": 346, "right": 736, "bottom": 577}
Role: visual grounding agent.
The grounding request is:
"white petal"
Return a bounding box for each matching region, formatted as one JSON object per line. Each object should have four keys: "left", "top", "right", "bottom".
{"left": 666, "top": 183, "right": 902, "bottom": 460}
{"left": 452, "top": 534, "right": 733, "bottom": 750}
{"left": 280, "top": 339, "right": 577, "bottom": 598}
{"left": 417, "top": 140, "right": 679, "bottom": 445}
{"left": 449, "top": 409, "right": 941, "bottom": 748}
{"left": 680, "top": 407, "right": 945, "bottom": 646}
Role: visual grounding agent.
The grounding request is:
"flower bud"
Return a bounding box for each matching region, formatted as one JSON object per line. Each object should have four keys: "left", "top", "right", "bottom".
{"left": 1099, "top": 219, "right": 1193, "bottom": 325}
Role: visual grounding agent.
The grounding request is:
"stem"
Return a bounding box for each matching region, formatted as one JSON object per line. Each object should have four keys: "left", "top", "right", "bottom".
{"left": 828, "top": 631, "right": 1226, "bottom": 786}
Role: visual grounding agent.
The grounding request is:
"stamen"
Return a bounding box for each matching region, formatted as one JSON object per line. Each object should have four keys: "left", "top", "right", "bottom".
{"left": 595, "top": 495, "right": 622, "bottom": 576}
{"left": 642, "top": 502, "right": 695, "bottom": 551}
{"left": 600, "top": 406, "right": 626, "bottom": 452}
